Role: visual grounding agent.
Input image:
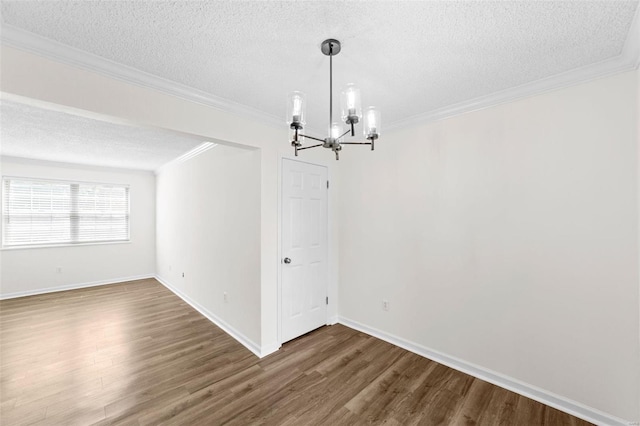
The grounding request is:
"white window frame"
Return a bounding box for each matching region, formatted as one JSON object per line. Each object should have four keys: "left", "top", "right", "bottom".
{"left": 2, "top": 176, "right": 131, "bottom": 249}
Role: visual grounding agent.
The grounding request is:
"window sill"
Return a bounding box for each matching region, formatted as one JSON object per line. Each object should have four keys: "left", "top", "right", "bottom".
{"left": 1, "top": 240, "right": 132, "bottom": 251}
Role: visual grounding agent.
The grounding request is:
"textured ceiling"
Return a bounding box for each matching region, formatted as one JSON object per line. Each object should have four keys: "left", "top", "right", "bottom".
{"left": 0, "top": 100, "right": 204, "bottom": 171}
{"left": 1, "top": 1, "right": 638, "bottom": 134}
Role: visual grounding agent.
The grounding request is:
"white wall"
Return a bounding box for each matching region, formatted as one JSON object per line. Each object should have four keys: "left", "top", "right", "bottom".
{"left": 7, "top": 41, "right": 636, "bottom": 422}
{"left": 156, "top": 145, "right": 262, "bottom": 350}
{"left": 337, "top": 70, "right": 640, "bottom": 422}
{"left": 0, "top": 156, "right": 156, "bottom": 297}
{"left": 0, "top": 46, "right": 340, "bottom": 353}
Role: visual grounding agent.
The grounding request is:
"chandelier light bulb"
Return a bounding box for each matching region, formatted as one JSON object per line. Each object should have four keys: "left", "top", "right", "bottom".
{"left": 341, "top": 84, "right": 362, "bottom": 124}
{"left": 287, "top": 91, "right": 306, "bottom": 128}
{"left": 364, "top": 107, "right": 381, "bottom": 139}
{"left": 367, "top": 109, "right": 376, "bottom": 128}
{"left": 347, "top": 91, "right": 356, "bottom": 109}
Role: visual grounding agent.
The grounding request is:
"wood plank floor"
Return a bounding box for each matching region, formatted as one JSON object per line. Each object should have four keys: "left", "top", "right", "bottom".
{"left": 0, "top": 279, "right": 592, "bottom": 426}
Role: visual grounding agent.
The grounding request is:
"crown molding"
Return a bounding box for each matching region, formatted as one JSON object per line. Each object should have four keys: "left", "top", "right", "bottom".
{"left": 2, "top": 5, "right": 639, "bottom": 134}
{"left": 0, "top": 154, "right": 155, "bottom": 174}
{"left": 388, "top": 4, "right": 640, "bottom": 130}
{"left": 0, "top": 25, "right": 283, "bottom": 130}
{"left": 387, "top": 54, "right": 636, "bottom": 131}
{"left": 154, "top": 141, "right": 218, "bottom": 175}
{"left": 625, "top": 0, "right": 640, "bottom": 70}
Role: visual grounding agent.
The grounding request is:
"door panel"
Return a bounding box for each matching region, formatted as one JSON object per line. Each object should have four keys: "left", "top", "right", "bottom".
{"left": 281, "top": 159, "right": 328, "bottom": 343}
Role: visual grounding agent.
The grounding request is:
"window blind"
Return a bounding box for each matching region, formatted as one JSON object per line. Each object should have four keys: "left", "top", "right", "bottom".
{"left": 2, "top": 177, "right": 130, "bottom": 247}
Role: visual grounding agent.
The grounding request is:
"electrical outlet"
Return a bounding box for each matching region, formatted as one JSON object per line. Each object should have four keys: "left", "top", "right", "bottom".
{"left": 182, "top": 272, "right": 185, "bottom": 278}
{"left": 223, "top": 292, "right": 228, "bottom": 303}
{"left": 56, "top": 266, "right": 63, "bottom": 273}
{"left": 382, "top": 300, "right": 389, "bottom": 311}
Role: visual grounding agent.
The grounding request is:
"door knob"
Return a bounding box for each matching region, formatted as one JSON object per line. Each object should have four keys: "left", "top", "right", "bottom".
{"left": 283, "top": 257, "right": 292, "bottom": 264}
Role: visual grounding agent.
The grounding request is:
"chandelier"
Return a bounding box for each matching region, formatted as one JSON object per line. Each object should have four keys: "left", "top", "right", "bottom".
{"left": 287, "top": 39, "right": 381, "bottom": 160}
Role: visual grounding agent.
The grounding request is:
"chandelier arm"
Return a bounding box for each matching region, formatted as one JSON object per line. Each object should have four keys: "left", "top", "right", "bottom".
{"left": 298, "top": 134, "right": 325, "bottom": 143}
{"left": 297, "top": 143, "right": 324, "bottom": 151}
{"left": 338, "top": 129, "right": 351, "bottom": 139}
{"left": 340, "top": 142, "right": 373, "bottom": 145}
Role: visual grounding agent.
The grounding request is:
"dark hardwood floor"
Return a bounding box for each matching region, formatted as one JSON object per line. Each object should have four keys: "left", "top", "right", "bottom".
{"left": 0, "top": 279, "right": 592, "bottom": 425}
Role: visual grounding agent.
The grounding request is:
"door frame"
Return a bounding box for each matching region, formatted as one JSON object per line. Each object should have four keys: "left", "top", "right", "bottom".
{"left": 277, "top": 154, "right": 333, "bottom": 347}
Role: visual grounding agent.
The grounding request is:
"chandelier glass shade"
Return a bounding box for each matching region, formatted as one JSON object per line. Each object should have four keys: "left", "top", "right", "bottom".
{"left": 287, "top": 39, "right": 381, "bottom": 160}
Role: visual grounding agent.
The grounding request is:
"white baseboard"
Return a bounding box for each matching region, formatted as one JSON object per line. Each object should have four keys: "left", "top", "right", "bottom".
{"left": 338, "top": 316, "right": 633, "bottom": 426}
{"left": 155, "top": 275, "right": 262, "bottom": 358}
{"left": 4, "top": 276, "right": 630, "bottom": 424}
{"left": 259, "top": 342, "right": 281, "bottom": 358}
{"left": 0, "top": 274, "right": 155, "bottom": 300}
{"left": 327, "top": 315, "right": 339, "bottom": 325}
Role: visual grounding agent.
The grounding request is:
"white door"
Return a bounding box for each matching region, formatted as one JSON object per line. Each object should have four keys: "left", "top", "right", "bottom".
{"left": 281, "top": 158, "right": 328, "bottom": 343}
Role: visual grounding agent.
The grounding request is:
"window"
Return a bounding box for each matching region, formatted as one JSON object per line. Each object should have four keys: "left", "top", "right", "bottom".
{"left": 2, "top": 177, "right": 129, "bottom": 248}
